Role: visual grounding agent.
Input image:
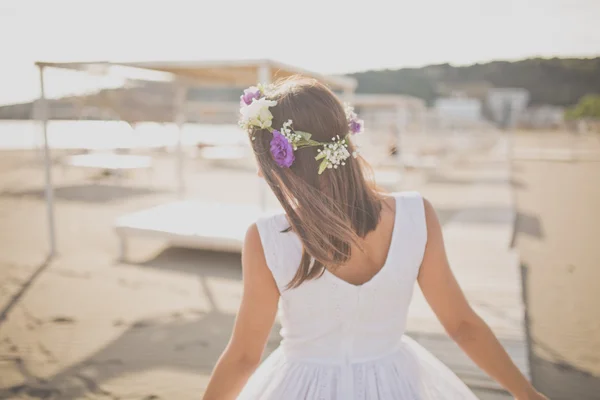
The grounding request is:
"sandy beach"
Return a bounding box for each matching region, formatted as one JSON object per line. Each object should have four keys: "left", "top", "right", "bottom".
{"left": 513, "top": 131, "right": 600, "bottom": 399}
{"left": 0, "top": 128, "right": 594, "bottom": 399}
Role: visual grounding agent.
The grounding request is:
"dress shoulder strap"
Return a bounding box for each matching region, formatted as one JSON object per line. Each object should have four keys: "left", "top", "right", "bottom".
{"left": 392, "top": 191, "right": 428, "bottom": 277}
{"left": 255, "top": 213, "right": 302, "bottom": 291}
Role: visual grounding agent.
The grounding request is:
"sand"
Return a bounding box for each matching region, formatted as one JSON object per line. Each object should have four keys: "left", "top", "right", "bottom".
{"left": 0, "top": 131, "right": 553, "bottom": 399}
{"left": 513, "top": 130, "right": 600, "bottom": 399}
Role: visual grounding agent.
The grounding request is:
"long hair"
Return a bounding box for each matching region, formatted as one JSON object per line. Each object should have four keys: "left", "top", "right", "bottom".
{"left": 249, "top": 77, "right": 383, "bottom": 289}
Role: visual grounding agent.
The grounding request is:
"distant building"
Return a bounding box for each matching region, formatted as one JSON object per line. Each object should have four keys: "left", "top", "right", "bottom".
{"left": 348, "top": 94, "right": 426, "bottom": 162}
{"left": 518, "top": 105, "right": 564, "bottom": 129}
{"left": 433, "top": 94, "right": 483, "bottom": 127}
{"left": 352, "top": 94, "right": 426, "bottom": 133}
{"left": 486, "top": 88, "right": 530, "bottom": 129}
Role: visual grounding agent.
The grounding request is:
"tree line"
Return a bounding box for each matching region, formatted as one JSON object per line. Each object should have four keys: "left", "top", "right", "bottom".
{"left": 349, "top": 57, "right": 600, "bottom": 108}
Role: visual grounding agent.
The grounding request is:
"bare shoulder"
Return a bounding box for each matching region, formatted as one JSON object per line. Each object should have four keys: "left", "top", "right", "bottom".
{"left": 242, "top": 223, "right": 267, "bottom": 273}
{"left": 379, "top": 193, "right": 397, "bottom": 212}
{"left": 422, "top": 197, "right": 441, "bottom": 236}
{"left": 241, "top": 223, "right": 274, "bottom": 285}
{"left": 243, "top": 223, "right": 262, "bottom": 255}
{"left": 422, "top": 196, "right": 434, "bottom": 211}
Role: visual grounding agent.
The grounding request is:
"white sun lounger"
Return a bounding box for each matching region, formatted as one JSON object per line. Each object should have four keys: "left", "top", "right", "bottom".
{"left": 65, "top": 152, "right": 153, "bottom": 171}
{"left": 198, "top": 146, "right": 248, "bottom": 161}
{"left": 196, "top": 145, "right": 254, "bottom": 169}
{"left": 115, "top": 201, "right": 281, "bottom": 261}
{"left": 401, "top": 154, "right": 440, "bottom": 169}
{"left": 376, "top": 152, "right": 440, "bottom": 170}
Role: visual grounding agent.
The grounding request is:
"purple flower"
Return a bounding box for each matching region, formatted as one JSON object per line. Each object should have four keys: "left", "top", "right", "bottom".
{"left": 270, "top": 130, "right": 295, "bottom": 168}
{"left": 349, "top": 118, "right": 363, "bottom": 134}
{"left": 240, "top": 87, "right": 261, "bottom": 106}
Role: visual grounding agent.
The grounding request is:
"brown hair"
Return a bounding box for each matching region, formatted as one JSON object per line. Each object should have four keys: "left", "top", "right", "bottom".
{"left": 249, "top": 77, "right": 383, "bottom": 289}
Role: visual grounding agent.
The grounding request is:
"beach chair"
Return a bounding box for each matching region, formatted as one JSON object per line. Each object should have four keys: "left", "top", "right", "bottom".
{"left": 63, "top": 151, "right": 153, "bottom": 183}
{"left": 114, "top": 201, "right": 281, "bottom": 261}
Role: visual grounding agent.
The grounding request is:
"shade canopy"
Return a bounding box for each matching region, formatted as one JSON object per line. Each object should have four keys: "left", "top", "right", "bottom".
{"left": 33, "top": 59, "right": 358, "bottom": 258}
{"left": 126, "top": 59, "right": 357, "bottom": 91}
{"left": 352, "top": 94, "right": 425, "bottom": 109}
{"left": 35, "top": 59, "right": 357, "bottom": 91}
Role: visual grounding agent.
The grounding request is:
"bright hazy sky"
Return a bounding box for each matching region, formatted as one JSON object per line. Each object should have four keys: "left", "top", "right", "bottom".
{"left": 1, "top": 0, "right": 599, "bottom": 104}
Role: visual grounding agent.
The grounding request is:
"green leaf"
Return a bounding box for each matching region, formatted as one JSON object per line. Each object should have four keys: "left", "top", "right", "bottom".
{"left": 318, "top": 158, "right": 329, "bottom": 175}
{"left": 295, "top": 130, "right": 312, "bottom": 141}
{"left": 315, "top": 151, "right": 326, "bottom": 160}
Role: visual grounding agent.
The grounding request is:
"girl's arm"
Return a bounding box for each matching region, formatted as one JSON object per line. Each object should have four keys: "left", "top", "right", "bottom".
{"left": 202, "top": 224, "right": 279, "bottom": 400}
{"left": 418, "top": 199, "right": 547, "bottom": 400}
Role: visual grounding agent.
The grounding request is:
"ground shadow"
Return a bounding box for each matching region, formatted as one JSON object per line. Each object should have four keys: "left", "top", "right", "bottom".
{"left": 510, "top": 164, "right": 525, "bottom": 173}
{"left": 0, "top": 256, "right": 53, "bottom": 327}
{"left": 520, "top": 263, "right": 600, "bottom": 400}
{"left": 435, "top": 206, "right": 515, "bottom": 226}
{"left": 2, "top": 312, "right": 262, "bottom": 399}
{"left": 1, "top": 247, "right": 280, "bottom": 399}
{"left": 407, "top": 330, "right": 523, "bottom": 396}
{"left": 529, "top": 353, "right": 600, "bottom": 400}
{"left": 512, "top": 212, "right": 545, "bottom": 246}
{"left": 137, "top": 247, "right": 243, "bottom": 281}
{"left": 7, "top": 183, "right": 167, "bottom": 203}
{"left": 425, "top": 172, "right": 526, "bottom": 189}
{"left": 196, "top": 160, "right": 255, "bottom": 173}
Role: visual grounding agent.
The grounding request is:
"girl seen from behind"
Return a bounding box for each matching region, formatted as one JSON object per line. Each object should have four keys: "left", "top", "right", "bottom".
{"left": 203, "top": 77, "right": 547, "bottom": 400}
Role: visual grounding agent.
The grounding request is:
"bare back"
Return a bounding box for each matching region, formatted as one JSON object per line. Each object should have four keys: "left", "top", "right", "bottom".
{"left": 327, "top": 195, "right": 397, "bottom": 286}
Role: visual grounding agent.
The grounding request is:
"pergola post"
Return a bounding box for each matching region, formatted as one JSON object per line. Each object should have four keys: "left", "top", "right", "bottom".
{"left": 342, "top": 87, "right": 354, "bottom": 103}
{"left": 37, "top": 64, "right": 57, "bottom": 257}
{"left": 395, "top": 104, "right": 407, "bottom": 187}
{"left": 174, "top": 83, "right": 188, "bottom": 199}
{"left": 257, "top": 63, "right": 271, "bottom": 211}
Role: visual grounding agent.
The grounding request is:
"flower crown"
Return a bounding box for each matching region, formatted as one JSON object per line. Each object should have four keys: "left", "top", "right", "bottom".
{"left": 239, "top": 84, "right": 364, "bottom": 174}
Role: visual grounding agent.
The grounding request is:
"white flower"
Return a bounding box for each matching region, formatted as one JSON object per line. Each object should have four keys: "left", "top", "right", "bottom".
{"left": 281, "top": 120, "right": 293, "bottom": 135}
{"left": 319, "top": 137, "right": 351, "bottom": 172}
{"left": 280, "top": 119, "right": 303, "bottom": 147}
{"left": 240, "top": 98, "right": 277, "bottom": 129}
{"left": 344, "top": 104, "right": 357, "bottom": 120}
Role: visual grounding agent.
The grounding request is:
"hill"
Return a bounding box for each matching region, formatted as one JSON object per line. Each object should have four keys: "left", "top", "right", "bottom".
{"left": 349, "top": 57, "right": 600, "bottom": 106}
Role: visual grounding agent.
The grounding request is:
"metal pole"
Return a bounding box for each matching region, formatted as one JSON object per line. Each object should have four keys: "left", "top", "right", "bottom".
{"left": 175, "top": 84, "right": 187, "bottom": 199}
{"left": 395, "top": 105, "right": 406, "bottom": 189}
{"left": 38, "top": 65, "right": 56, "bottom": 257}
{"left": 342, "top": 87, "right": 354, "bottom": 104}
{"left": 257, "top": 63, "right": 271, "bottom": 211}
{"left": 569, "top": 121, "right": 577, "bottom": 162}
{"left": 507, "top": 105, "right": 515, "bottom": 164}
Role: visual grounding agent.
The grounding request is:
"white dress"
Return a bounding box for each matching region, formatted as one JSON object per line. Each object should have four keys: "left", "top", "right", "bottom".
{"left": 238, "top": 192, "right": 479, "bottom": 399}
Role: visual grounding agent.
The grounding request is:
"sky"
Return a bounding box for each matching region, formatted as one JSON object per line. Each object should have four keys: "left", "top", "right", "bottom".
{"left": 1, "top": 0, "right": 599, "bottom": 104}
